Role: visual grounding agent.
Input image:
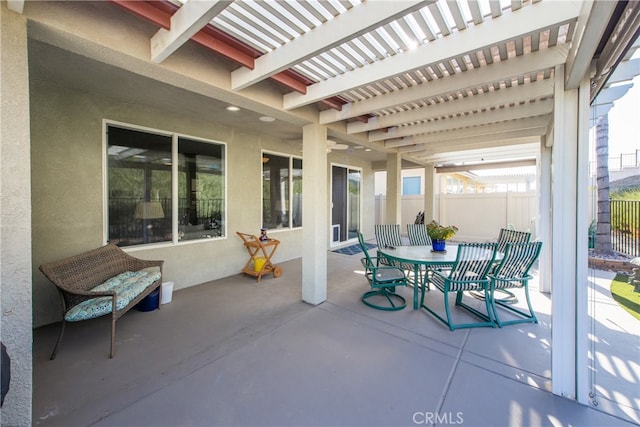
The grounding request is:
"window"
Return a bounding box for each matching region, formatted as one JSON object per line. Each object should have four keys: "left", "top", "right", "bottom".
{"left": 178, "top": 138, "right": 225, "bottom": 241}
{"left": 262, "top": 152, "right": 302, "bottom": 229}
{"left": 403, "top": 176, "right": 421, "bottom": 195}
{"left": 445, "top": 176, "right": 463, "bottom": 194}
{"left": 107, "top": 124, "right": 225, "bottom": 246}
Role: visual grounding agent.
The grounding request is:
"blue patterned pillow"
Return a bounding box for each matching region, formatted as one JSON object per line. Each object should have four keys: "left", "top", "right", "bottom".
{"left": 65, "top": 271, "right": 161, "bottom": 322}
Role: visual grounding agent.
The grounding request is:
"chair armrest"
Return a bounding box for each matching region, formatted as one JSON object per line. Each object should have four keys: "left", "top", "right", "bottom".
{"left": 371, "top": 265, "right": 406, "bottom": 274}
{"left": 488, "top": 273, "right": 533, "bottom": 280}
{"left": 363, "top": 257, "right": 407, "bottom": 275}
{"left": 54, "top": 287, "right": 117, "bottom": 316}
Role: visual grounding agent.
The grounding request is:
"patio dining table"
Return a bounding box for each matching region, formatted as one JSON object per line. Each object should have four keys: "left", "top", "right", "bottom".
{"left": 378, "top": 244, "right": 502, "bottom": 310}
{"left": 378, "top": 245, "right": 459, "bottom": 310}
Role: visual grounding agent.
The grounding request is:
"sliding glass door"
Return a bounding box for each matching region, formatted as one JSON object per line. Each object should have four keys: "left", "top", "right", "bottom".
{"left": 331, "top": 165, "right": 361, "bottom": 244}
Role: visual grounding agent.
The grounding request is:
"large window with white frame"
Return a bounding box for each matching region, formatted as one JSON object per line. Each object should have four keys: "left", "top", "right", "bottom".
{"left": 106, "top": 123, "right": 225, "bottom": 247}
{"left": 262, "top": 152, "right": 302, "bottom": 230}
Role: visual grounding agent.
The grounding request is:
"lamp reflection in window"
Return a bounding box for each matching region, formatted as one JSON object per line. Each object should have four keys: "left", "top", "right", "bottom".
{"left": 134, "top": 201, "right": 165, "bottom": 243}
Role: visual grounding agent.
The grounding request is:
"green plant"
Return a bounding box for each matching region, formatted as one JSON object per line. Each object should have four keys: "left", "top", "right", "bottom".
{"left": 426, "top": 220, "right": 458, "bottom": 241}
{"left": 610, "top": 274, "right": 640, "bottom": 321}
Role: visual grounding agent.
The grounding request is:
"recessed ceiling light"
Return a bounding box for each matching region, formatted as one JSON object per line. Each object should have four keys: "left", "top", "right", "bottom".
{"left": 226, "top": 106, "right": 240, "bottom": 112}
{"left": 365, "top": 148, "right": 372, "bottom": 152}
{"left": 259, "top": 116, "right": 275, "bottom": 122}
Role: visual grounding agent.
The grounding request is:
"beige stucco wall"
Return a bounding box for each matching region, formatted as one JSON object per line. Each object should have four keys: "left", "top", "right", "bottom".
{"left": 30, "top": 78, "right": 283, "bottom": 326}
{"left": 1, "top": 6, "right": 33, "bottom": 426}
{"left": 29, "top": 69, "right": 375, "bottom": 328}
{"left": 24, "top": 0, "right": 376, "bottom": 328}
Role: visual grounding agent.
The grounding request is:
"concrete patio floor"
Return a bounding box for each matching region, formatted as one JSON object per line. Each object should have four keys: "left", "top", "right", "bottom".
{"left": 32, "top": 246, "right": 639, "bottom": 426}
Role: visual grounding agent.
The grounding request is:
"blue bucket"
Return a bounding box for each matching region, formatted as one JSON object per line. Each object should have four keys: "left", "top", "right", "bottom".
{"left": 136, "top": 288, "right": 160, "bottom": 312}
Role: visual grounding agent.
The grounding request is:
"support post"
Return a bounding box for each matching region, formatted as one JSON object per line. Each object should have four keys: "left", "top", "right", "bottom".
{"left": 575, "top": 76, "right": 591, "bottom": 405}
{"left": 551, "top": 64, "right": 579, "bottom": 399}
{"left": 302, "top": 124, "right": 328, "bottom": 305}
{"left": 423, "top": 164, "right": 435, "bottom": 222}
{"left": 385, "top": 153, "right": 402, "bottom": 224}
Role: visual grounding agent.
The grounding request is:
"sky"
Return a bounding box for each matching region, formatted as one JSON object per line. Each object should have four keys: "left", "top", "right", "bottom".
{"left": 607, "top": 73, "right": 640, "bottom": 158}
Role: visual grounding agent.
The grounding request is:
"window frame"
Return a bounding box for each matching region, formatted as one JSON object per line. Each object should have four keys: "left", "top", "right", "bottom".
{"left": 261, "top": 150, "right": 303, "bottom": 232}
{"left": 103, "top": 119, "right": 227, "bottom": 248}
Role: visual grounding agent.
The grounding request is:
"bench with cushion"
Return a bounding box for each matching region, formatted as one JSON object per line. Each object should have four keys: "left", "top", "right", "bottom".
{"left": 39, "top": 244, "right": 164, "bottom": 359}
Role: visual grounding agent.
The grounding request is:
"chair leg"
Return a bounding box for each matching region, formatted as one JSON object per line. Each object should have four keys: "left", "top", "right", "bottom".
{"left": 419, "top": 277, "right": 431, "bottom": 307}
{"left": 482, "top": 291, "right": 495, "bottom": 325}
{"left": 50, "top": 320, "right": 66, "bottom": 360}
{"left": 492, "top": 285, "right": 538, "bottom": 327}
{"left": 420, "top": 267, "right": 429, "bottom": 291}
{"left": 522, "top": 285, "right": 539, "bottom": 324}
{"left": 382, "top": 290, "right": 400, "bottom": 308}
{"left": 453, "top": 291, "right": 495, "bottom": 328}
{"left": 362, "top": 288, "right": 406, "bottom": 311}
{"left": 421, "top": 286, "right": 494, "bottom": 330}
{"left": 443, "top": 292, "right": 455, "bottom": 331}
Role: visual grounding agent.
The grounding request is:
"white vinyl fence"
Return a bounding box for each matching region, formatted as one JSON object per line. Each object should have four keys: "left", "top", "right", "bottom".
{"left": 375, "top": 192, "right": 538, "bottom": 242}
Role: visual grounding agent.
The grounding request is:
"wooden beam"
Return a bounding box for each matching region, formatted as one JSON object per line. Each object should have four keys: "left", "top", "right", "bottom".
{"left": 288, "top": 0, "right": 580, "bottom": 110}
{"left": 191, "top": 32, "right": 255, "bottom": 69}
{"left": 151, "top": 1, "right": 232, "bottom": 63}
{"left": 110, "top": 1, "right": 171, "bottom": 29}
{"left": 435, "top": 159, "right": 536, "bottom": 173}
{"left": 270, "top": 72, "right": 307, "bottom": 95}
{"left": 347, "top": 78, "right": 554, "bottom": 134}
{"left": 320, "top": 44, "right": 568, "bottom": 124}
{"left": 7, "top": 0, "right": 25, "bottom": 14}
{"left": 231, "top": 0, "right": 431, "bottom": 90}
{"left": 368, "top": 99, "right": 553, "bottom": 142}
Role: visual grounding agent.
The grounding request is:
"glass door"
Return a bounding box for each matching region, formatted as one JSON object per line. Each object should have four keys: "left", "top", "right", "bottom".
{"left": 331, "top": 165, "right": 361, "bottom": 244}
{"left": 348, "top": 169, "right": 361, "bottom": 241}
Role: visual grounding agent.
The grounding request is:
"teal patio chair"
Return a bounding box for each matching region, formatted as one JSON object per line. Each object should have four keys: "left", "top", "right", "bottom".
{"left": 420, "top": 243, "right": 498, "bottom": 330}
{"left": 357, "top": 231, "right": 407, "bottom": 311}
{"left": 407, "top": 223, "right": 432, "bottom": 246}
{"left": 493, "top": 228, "right": 532, "bottom": 303}
{"left": 374, "top": 224, "right": 404, "bottom": 268}
{"left": 496, "top": 228, "right": 531, "bottom": 253}
{"left": 488, "top": 241, "right": 542, "bottom": 327}
{"left": 374, "top": 224, "right": 402, "bottom": 248}
{"left": 406, "top": 223, "right": 433, "bottom": 289}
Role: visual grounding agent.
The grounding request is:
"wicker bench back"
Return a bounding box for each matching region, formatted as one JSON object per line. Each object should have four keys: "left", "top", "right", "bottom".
{"left": 39, "top": 244, "right": 155, "bottom": 293}
{"left": 39, "top": 243, "right": 164, "bottom": 358}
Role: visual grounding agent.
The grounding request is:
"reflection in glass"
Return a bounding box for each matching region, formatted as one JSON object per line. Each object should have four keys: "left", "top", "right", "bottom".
{"left": 178, "top": 138, "right": 225, "bottom": 241}
{"left": 262, "top": 153, "right": 302, "bottom": 230}
{"left": 107, "top": 125, "right": 225, "bottom": 246}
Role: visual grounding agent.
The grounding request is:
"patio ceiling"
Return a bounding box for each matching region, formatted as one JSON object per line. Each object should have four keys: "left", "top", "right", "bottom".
{"left": 60, "top": 0, "right": 640, "bottom": 168}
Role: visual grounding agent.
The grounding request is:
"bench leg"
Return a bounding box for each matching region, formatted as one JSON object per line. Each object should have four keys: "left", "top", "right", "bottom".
{"left": 50, "top": 320, "right": 66, "bottom": 360}
{"left": 110, "top": 317, "right": 116, "bottom": 358}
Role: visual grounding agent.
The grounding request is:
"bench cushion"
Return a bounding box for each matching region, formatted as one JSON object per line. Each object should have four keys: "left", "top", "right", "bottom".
{"left": 65, "top": 271, "right": 161, "bottom": 322}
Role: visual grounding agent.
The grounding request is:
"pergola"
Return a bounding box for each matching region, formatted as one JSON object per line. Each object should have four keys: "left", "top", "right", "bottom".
{"left": 1, "top": 1, "right": 639, "bottom": 424}
{"left": 95, "top": 0, "right": 636, "bottom": 165}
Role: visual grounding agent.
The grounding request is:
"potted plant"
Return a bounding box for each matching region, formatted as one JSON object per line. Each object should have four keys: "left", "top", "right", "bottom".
{"left": 426, "top": 220, "right": 458, "bottom": 252}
